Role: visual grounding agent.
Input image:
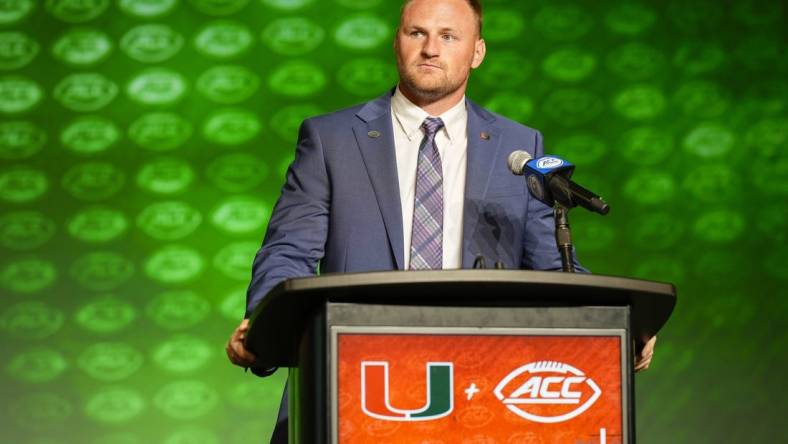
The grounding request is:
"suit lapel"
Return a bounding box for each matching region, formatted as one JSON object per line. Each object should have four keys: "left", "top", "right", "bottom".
{"left": 353, "top": 92, "right": 405, "bottom": 270}
{"left": 351, "top": 94, "right": 501, "bottom": 270}
{"left": 462, "top": 99, "right": 501, "bottom": 267}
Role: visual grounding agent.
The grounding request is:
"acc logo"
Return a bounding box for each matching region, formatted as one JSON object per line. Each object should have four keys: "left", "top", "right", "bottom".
{"left": 202, "top": 108, "right": 260, "bottom": 145}
{"left": 268, "top": 60, "right": 326, "bottom": 97}
{"left": 211, "top": 196, "right": 268, "bottom": 234}
{"left": 218, "top": 286, "right": 246, "bottom": 321}
{"left": 77, "top": 341, "right": 143, "bottom": 382}
{"left": 0, "top": 301, "right": 64, "bottom": 339}
{"left": 120, "top": 24, "right": 183, "bottom": 63}
{"left": 152, "top": 334, "right": 213, "bottom": 372}
{"left": 74, "top": 296, "right": 137, "bottom": 334}
{"left": 9, "top": 392, "right": 73, "bottom": 429}
{"left": 136, "top": 200, "right": 202, "bottom": 240}
{"left": 206, "top": 153, "right": 267, "bottom": 192}
{"left": 536, "top": 157, "right": 564, "bottom": 169}
{"left": 1, "top": 258, "right": 57, "bottom": 293}
{"left": 153, "top": 380, "right": 218, "bottom": 420}
{"left": 7, "top": 348, "right": 68, "bottom": 383}
{"left": 189, "top": 0, "right": 250, "bottom": 16}
{"left": 46, "top": 0, "right": 110, "bottom": 23}
{"left": 144, "top": 244, "right": 205, "bottom": 284}
{"left": 0, "top": 0, "right": 36, "bottom": 25}
{"left": 334, "top": 14, "right": 389, "bottom": 50}
{"left": 543, "top": 48, "right": 596, "bottom": 82}
{"left": 0, "top": 120, "right": 46, "bottom": 159}
{"left": 337, "top": 58, "right": 397, "bottom": 97}
{"left": 196, "top": 65, "right": 259, "bottom": 104}
{"left": 54, "top": 72, "right": 118, "bottom": 112}
{"left": 0, "top": 167, "right": 48, "bottom": 203}
{"left": 136, "top": 158, "right": 195, "bottom": 194}
{"left": 212, "top": 241, "right": 258, "bottom": 280}
{"left": 494, "top": 361, "right": 601, "bottom": 424}
{"left": 338, "top": 0, "right": 382, "bottom": 7}
{"left": 0, "top": 210, "right": 56, "bottom": 250}
{"left": 262, "top": 17, "right": 325, "bottom": 55}
{"left": 262, "top": 0, "right": 314, "bottom": 10}
{"left": 361, "top": 361, "right": 453, "bottom": 421}
{"left": 0, "top": 31, "right": 39, "bottom": 70}
{"left": 61, "top": 115, "right": 120, "bottom": 155}
{"left": 544, "top": 89, "right": 603, "bottom": 126}
{"left": 62, "top": 162, "right": 125, "bottom": 201}
{"left": 126, "top": 68, "right": 187, "bottom": 105}
{"left": 146, "top": 290, "right": 210, "bottom": 330}
{"left": 270, "top": 103, "right": 322, "bottom": 141}
{"left": 68, "top": 206, "right": 129, "bottom": 243}
{"left": 194, "top": 20, "right": 253, "bottom": 59}
{"left": 85, "top": 387, "right": 145, "bottom": 424}
{"left": 613, "top": 85, "right": 665, "bottom": 121}
{"left": 118, "top": 0, "right": 179, "bottom": 18}
{"left": 70, "top": 251, "right": 135, "bottom": 291}
{"left": 129, "top": 112, "right": 192, "bottom": 151}
{"left": 52, "top": 29, "right": 112, "bottom": 66}
{"left": 0, "top": 258, "right": 57, "bottom": 293}
{"left": 0, "top": 75, "right": 43, "bottom": 113}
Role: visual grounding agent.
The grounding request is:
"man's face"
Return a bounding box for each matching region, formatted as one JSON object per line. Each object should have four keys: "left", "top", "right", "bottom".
{"left": 395, "top": 0, "right": 485, "bottom": 102}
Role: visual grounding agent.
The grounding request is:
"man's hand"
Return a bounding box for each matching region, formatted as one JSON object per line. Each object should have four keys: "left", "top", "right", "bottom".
{"left": 634, "top": 336, "right": 657, "bottom": 372}
{"left": 226, "top": 319, "right": 257, "bottom": 367}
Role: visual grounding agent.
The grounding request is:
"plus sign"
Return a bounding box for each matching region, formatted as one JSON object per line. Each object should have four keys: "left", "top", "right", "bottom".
{"left": 464, "top": 383, "right": 480, "bottom": 400}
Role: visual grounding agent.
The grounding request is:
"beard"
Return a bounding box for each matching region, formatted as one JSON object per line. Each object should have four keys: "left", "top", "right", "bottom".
{"left": 397, "top": 61, "right": 468, "bottom": 102}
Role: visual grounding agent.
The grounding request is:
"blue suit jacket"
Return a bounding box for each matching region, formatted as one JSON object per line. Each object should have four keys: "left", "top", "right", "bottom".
{"left": 246, "top": 91, "right": 578, "bottom": 316}
{"left": 245, "top": 91, "right": 585, "bottom": 443}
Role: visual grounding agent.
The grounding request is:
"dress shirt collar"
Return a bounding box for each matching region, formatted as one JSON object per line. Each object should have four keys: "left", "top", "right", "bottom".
{"left": 391, "top": 85, "right": 467, "bottom": 143}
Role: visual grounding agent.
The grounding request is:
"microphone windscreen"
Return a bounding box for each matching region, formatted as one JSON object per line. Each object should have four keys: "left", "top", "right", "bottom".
{"left": 507, "top": 150, "right": 532, "bottom": 175}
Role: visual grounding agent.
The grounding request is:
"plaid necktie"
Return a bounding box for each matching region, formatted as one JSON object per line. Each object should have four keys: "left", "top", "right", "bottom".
{"left": 409, "top": 117, "right": 445, "bottom": 270}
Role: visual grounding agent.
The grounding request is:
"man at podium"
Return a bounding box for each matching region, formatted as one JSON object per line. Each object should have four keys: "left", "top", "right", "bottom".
{"left": 226, "top": 0, "right": 656, "bottom": 442}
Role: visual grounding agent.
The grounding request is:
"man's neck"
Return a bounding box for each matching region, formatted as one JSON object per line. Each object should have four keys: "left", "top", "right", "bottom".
{"left": 398, "top": 82, "right": 467, "bottom": 116}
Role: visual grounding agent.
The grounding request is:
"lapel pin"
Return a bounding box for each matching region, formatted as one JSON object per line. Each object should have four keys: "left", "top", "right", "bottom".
{"left": 368, "top": 130, "right": 381, "bottom": 138}
{"left": 480, "top": 131, "right": 490, "bottom": 140}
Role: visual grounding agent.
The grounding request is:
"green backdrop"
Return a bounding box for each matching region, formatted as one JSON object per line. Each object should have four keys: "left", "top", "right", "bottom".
{"left": 0, "top": 0, "right": 786, "bottom": 442}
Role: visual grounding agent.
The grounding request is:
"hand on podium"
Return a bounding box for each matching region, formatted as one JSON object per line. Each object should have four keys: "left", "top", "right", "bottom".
{"left": 634, "top": 336, "right": 657, "bottom": 372}
{"left": 226, "top": 318, "right": 257, "bottom": 368}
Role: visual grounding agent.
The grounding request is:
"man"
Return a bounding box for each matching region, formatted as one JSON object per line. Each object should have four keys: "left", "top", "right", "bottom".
{"left": 227, "top": 0, "right": 656, "bottom": 441}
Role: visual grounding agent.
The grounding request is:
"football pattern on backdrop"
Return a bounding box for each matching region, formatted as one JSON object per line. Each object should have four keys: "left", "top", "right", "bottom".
{"left": 0, "top": 0, "right": 786, "bottom": 442}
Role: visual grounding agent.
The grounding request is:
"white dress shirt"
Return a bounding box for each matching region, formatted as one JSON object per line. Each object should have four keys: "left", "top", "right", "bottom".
{"left": 391, "top": 86, "right": 468, "bottom": 269}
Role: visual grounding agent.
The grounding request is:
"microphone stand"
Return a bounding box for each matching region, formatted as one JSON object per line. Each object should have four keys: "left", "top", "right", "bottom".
{"left": 554, "top": 204, "right": 575, "bottom": 273}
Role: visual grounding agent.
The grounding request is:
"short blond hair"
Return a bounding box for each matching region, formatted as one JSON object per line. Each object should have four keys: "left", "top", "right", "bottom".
{"left": 400, "top": 0, "right": 483, "bottom": 36}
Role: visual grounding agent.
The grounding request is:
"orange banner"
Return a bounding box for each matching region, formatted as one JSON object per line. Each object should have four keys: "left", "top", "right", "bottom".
{"left": 337, "top": 333, "right": 623, "bottom": 443}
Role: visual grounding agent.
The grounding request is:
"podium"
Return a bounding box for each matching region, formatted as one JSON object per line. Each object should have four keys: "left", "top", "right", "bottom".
{"left": 246, "top": 270, "right": 676, "bottom": 444}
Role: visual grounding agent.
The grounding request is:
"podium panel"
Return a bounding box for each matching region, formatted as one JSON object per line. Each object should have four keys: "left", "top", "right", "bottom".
{"left": 332, "top": 327, "right": 626, "bottom": 444}
{"left": 317, "top": 302, "right": 633, "bottom": 444}
{"left": 248, "top": 271, "right": 676, "bottom": 444}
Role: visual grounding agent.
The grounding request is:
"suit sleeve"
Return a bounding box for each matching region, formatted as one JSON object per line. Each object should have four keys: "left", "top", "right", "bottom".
{"left": 520, "top": 130, "right": 588, "bottom": 272}
{"left": 245, "top": 119, "right": 330, "bottom": 317}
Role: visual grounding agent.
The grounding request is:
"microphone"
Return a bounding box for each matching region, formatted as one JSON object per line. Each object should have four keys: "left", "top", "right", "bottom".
{"left": 507, "top": 151, "right": 610, "bottom": 215}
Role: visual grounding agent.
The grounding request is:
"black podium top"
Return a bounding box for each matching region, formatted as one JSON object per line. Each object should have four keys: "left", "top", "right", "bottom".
{"left": 246, "top": 270, "right": 676, "bottom": 368}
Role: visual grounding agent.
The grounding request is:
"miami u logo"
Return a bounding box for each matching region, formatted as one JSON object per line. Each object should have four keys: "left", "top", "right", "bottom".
{"left": 360, "top": 361, "right": 454, "bottom": 421}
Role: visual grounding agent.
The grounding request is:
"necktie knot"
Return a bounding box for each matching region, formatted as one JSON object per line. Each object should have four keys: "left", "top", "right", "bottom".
{"left": 421, "top": 117, "right": 444, "bottom": 139}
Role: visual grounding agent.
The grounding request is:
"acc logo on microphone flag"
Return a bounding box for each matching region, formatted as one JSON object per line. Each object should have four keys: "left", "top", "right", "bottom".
{"left": 536, "top": 156, "right": 565, "bottom": 169}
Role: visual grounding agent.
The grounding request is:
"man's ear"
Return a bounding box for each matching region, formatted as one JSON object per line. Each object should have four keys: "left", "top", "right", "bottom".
{"left": 471, "top": 38, "right": 486, "bottom": 69}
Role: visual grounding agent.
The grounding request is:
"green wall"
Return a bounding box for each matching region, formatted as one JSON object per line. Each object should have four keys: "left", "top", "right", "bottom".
{"left": 0, "top": 0, "right": 785, "bottom": 442}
